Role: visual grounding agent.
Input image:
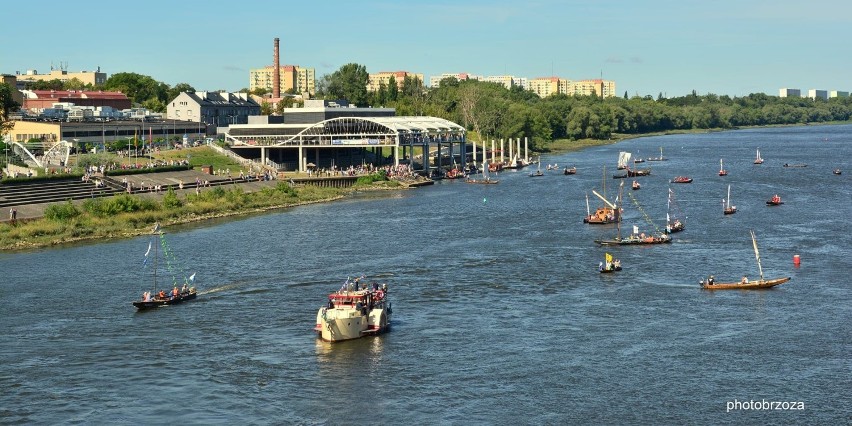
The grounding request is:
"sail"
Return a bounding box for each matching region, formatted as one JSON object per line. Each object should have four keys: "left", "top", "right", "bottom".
{"left": 633, "top": 225, "right": 639, "bottom": 235}
{"left": 617, "top": 151, "right": 632, "bottom": 169}
{"left": 605, "top": 253, "right": 613, "bottom": 263}
{"left": 751, "top": 230, "right": 764, "bottom": 280}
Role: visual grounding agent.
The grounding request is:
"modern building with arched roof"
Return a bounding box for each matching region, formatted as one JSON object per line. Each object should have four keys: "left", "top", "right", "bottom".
{"left": 224, "top": 104, "right": 467, "bottom": 174}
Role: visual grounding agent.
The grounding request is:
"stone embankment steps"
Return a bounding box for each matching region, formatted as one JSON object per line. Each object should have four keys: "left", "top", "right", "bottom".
{"left": 0, "top": 179, "right": 122, "bottom": 209}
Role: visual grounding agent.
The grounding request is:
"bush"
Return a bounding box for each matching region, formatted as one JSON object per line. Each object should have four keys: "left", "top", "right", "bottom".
{"left": 82, "top": 194, "right": 159, "bottom": 217}
{"left": 355, "top": 170, "right": 388, "bottom": 185}
{"left": 276, "top": 181, "right": 297, "bottom": 196}
{"left": 44, "top": 200, "right": 81, "bottom": 221}
{"left": 162, "top": 187, "right": 182, "bottom": 209}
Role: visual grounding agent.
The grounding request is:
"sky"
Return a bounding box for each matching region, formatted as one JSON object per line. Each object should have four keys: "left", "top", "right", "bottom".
{"left": 2, "top": 0, "right": 850, "bottom": 98}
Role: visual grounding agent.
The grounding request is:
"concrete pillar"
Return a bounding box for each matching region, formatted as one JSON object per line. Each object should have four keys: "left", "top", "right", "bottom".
{"left": 509, "top": 138, "right": 513, "bottom": 164}
{"left": 517, "top": 138, "right": 521, "bottom": 163}
{"left": 525, "top": 137, "right": 529, "bottom": 162}
{"left": 491, "top": 140, "right": 495, "bottom": 165}
{"left": 472, "top": 140, "right": 477, "bottom": 167}
{"left": 260, "top": 147, "right": 266, "bottom": 167}
{"left": 500, "top": 138, "right": 504, "bottom": 164}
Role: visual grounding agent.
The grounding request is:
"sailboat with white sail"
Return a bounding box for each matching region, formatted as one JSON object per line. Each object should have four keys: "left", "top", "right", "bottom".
{"left": 700, "top": 230, "right": 790, "bottom": 289}
{"left": 666, "top": 188, "right": 685, "bottom": 233}
{"left": 719, "top": 158, "right": 728, "bottom": 176}
{"left": 723, "top": 185, "right": 737, "bottom": 215}
{"left": 754, "top": 148, "right": 764, "bottom": 164}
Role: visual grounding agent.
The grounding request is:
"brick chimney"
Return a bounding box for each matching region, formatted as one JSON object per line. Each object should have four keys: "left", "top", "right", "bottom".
{"left": 273, "top": 38, "right": 281, "bottom": 99}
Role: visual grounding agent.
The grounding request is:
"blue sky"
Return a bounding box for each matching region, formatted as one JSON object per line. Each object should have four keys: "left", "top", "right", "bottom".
{"left": 3, "top": 0, "right": 849, "bottom": 97}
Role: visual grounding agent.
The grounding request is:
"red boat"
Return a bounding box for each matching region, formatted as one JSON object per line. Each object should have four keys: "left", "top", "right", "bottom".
{"left": 719, "top": 159, "right": 728, "bottom": 176}
{"left": 766, "top": 194, "right": 784, "bottom": 206}
{"left": 671, "top": 176, "right": 693, "bottom": 183}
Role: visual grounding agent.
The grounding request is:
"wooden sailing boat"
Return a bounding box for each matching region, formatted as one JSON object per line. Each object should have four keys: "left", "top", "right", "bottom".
{"left": 530, "top": 158, "right": 544, "bottom": 177}
{"left": 584, "top": 166, "right": 620, "bottom": 224}
{"left": 599, "top": 252, "right": 621, "bottom": 273}
{"left": 754, "top": 148, "right": 764, "bottom": 164}
{"left": 666, "top": 188, "right": 684, "bottom": 233}
{"left": 700, "top": 230, "right": 790, "bottom": 289}
{"left": 646, "top": 146, "right": 667, "bottom": 161}
{"left": 466, "top": 161, "right": 499, "bottom": 184}
{"left": 132, "top": 223, "right": 198, "bottom": 309}
{"left": 595, "top": 182, "right": 671, "bottom": 245}
{"left": 723, "top": 185, "right": 737, "bottom": 215}
{"left": 719, "top": 158, "right": 728, "bottom": 176}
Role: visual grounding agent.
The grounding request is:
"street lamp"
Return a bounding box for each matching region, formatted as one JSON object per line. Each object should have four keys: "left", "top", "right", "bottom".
{"left": 125, "top": 136, "right": 134, "bottom": 166}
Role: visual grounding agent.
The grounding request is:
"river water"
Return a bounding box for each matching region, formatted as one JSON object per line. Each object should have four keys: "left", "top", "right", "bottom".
{"left": 1, "top": 125, "right": 850, "bottom": 424}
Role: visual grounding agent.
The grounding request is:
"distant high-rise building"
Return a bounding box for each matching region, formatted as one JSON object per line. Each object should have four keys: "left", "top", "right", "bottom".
{"left": 566, "top": 79, "right": 616, "bottom": 98}
{"left": 429, "top": 73, "right": 480, "bottom": 87}
{"left": 829, "top": 90, "right": 849, "bottom": 98}
{"left": 779, "top": 88, "right": 801, "bottom": 97}
{"left": 367, "top": 71, "right": 425, "bottom": 92}
{"left": 527, "top": 77, "right": 564, "bottom": 97}
{"left": 250, "top": 65, "right": 315, "bottom": 95}
{"left": 807, "top": 89, "right": 828, "bottom": 100}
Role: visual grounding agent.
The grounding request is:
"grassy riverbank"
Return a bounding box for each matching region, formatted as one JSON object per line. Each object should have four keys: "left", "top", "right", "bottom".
{"left": 0, "top": 183, "right": 346, "bottom": 251}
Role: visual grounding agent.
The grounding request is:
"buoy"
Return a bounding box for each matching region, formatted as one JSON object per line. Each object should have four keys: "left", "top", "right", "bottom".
{"left": 793, "top": 254, "right": 801, "bottom": 267}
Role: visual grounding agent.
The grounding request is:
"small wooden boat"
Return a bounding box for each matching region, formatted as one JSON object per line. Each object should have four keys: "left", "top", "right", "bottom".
{"left": 646, "top": 146, "right": 667, "bottom": 161}
{"left": 723, "top": 185, "right": 737, "bottom": 215}
{"left": 585, "top": 168, "right": 621, "bottom": 224}
{"left": 833, "top": 169, "right": 842, "bottom": 175}
{"left": 754, "top": 148, "right": 764, "bottom": 164}
{"left": 132, "top": 223, "right": 199, "bottom": 310}
{"left": 530, "top": 159, "right": 544, "bottom": 177}
{"left": 134, "top": 288, "right": 198, "bottom": 309}
{"left": 783, "top": 163, "right": 807, "bottom": 168}
{"left": 671, "top": 176, "right": 693, "bottom": 183}
{"left": 719, "top": 159, "right": 727, "bottom": 176}
{"left": 665, "top": 188, "right": 685, "bottom": 233}
{"left": 766, "top": 194, "right": 783, "bottom": 206}
{"left": 467, "top": 161, "right": 499, "bottom": 184}
{"left": 563, "top": 167, "right": 577, "bottom": 175}
{"left": 631, "top": 180, "right": 640, "bottom": 190}
{"left": 700, "top": 231, "right": 791, "bottom": 290}
{"left": 599, "top": 253, "right": 622, "bottom": 273}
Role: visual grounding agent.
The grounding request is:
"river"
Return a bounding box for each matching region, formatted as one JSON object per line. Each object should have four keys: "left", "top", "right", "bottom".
{"left": 1, "top": 124, "right": 850, "bottom": 424}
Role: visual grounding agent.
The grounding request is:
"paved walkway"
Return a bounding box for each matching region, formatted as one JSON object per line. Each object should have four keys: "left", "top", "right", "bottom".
{"left": 2, "top": 170, "right": 280, "bottom": 223}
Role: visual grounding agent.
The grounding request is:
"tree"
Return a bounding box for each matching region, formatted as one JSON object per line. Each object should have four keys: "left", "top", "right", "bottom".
{"left": 319, "top": 63, "right": 370, "bottom": 106}
{"left": 103, "top": 72, "right": 162, "bottom": 105}
{"left": 0, "top": 83, "right": 20, "bottom": 147}
{"left": 387, "top": 76, "right": 398, "bottom": 102}
{"left": 260, "top": 100, "right": 272, "bottom": 115}
{"left": 168, "top": 83, "right": 195, "bottom": 102}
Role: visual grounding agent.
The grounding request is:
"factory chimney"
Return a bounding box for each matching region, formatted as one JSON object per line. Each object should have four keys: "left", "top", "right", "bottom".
{"left": 273, "top": 38, "right": 281, "bottom": 99}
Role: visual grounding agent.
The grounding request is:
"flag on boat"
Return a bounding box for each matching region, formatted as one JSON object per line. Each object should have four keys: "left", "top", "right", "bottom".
{"left": 633, "top": 225, "right": 639, "bottom": 235}
{"left": 152, "top": 223, "right": 160, "bottom": 233}
{"left": 142, "top": 241, "right": 152, "bottom": 266}
{"left": 188, "top": 272, "right": 196, "bottom": 283}
{"left": 605, "top": 253, "right": 613, "bottom": 263}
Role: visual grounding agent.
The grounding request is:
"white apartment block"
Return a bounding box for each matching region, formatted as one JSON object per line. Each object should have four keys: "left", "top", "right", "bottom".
{"left": 807, "top": 89, "right": 828, "bottom": 100}
{"left": 779, "top": 88, "right": 801, "bottom": 97}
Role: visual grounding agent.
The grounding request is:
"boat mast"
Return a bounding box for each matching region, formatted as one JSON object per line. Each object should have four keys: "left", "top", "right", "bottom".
{"left": 616, "top": 181, "right": 624, "bottom": 240}
{"left": 586, "top": 193, "right": 591, "bottom": 216}
{"left": 153, "top": 231, "right": 159, "bottom": 294}
{"left": 727, "top": 185, "right": 732, "bottom": 210}
{"left": 750, "top": 230, "right": 764, "bottom": 281}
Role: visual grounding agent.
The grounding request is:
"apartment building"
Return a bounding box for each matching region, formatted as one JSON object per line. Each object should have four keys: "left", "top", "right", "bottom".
{"left": 367, "top": 71, "right": 424, "bottom": 92}
{"left": 14, "top": 68, "right": 107, "bottom": 87}
{"left": 566, "top": 79, "right": 616, "bottom": 98}
{"left": 167, "top": 91, "right": 260, "bottom": 127}
{"left": 249, "top": 65, "right": 316, "bottom": 95}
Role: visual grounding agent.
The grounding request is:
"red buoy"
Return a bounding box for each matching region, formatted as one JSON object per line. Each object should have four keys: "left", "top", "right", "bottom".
{"left": 793, "top": 254, "right": 801, "bottom": 267}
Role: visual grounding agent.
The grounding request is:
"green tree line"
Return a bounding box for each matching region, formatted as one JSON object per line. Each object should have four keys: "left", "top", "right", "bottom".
{"left": 317, "top": 63, "right": 852, "bottom": 151}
